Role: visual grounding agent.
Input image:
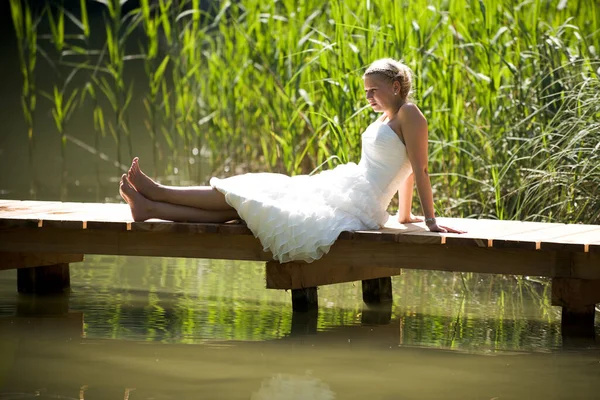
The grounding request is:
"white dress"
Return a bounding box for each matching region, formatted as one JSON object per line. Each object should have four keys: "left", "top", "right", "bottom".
{"left": 210, "top": 119, "right": 413, "bottom": 263}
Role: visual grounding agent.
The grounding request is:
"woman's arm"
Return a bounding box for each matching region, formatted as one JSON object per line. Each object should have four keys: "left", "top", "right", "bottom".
{"left": 396, "top": 104, "right": 445, "bottom": 232}
{"left": 397, "top": 173, "right": 422, "bottom": 223}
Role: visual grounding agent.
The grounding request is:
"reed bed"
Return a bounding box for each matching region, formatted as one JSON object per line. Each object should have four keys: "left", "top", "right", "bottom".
{"left": 9, "top": 0, "right": 600, "bottom": 223}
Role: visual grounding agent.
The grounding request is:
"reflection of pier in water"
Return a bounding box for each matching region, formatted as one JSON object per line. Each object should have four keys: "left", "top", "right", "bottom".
{"left": 1, "top": 300, "right": 599, "bottom": 400}
{"left": 0, "top": 293, "right": 593, "bottom": 349}
{"left": 1, "top": 200, "right": 600, "bottom": 337}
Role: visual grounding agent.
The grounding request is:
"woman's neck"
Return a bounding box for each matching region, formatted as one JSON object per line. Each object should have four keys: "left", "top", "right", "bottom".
{"left": 383, "top": 100, "right": 406, "bottom": 122}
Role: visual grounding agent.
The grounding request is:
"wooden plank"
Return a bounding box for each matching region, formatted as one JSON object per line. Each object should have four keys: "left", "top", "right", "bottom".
{"left": 2, "top": 227, "right": 597, "bottom": 279}
{"left": 0, "top": 202, "right": 92, "bottom": 229}
{"left": 0, "top": 252, "right": 84, "bottom": 270}
{"left": 2, "top": 201, "right": 598, "bottom": 249}
{"left": 540, "top": 227, "right": 600, "bottom": 252}
{"left": 357, "top": 218, "right": 443, "bottom": 244}
{"left": 0, "top": 203, "right": 131, "bottom": 231}
{"left": 38, "top": 202, "right": 132, "bottom": 225}
{"left": 0, "top": 201, "right": 65, "bottom": 218}
{"left": 265, "top": 261, "right": 400, "bottom": 289}
{"left": 571, "top": 252, "right": 600, "bottom": 280}
{"left": 551, "top": 277, "right": 600, "bottom": 308}
{"left": 131, "top": 220, "right": 251, "bottom": 235}
{"left": 131, "top": 221, "right": 217, "bottom": 234}
{"left": 496, "top": 224, "right": 600, "bottom": 252}
{"left": 382, "top": 218, "right": 550, "bottom": 248}
{"left": 443, "top": 219, "right": 551, "bottom": 249}
{"left": 383, "top": 218, "right": 444, "bottom": 244}
{"left": 0, "top": 228, "right": 272, "bottom": 261}
{"left": 435, "top": 218, "right": 600, "bottom": 252}
{"left": 313, "top": 241, "right": 598, "bottom": 279}
{"left": 0, "top": 201, "right": 130, "bottom": 221}
{"left": 217, "top": 222, "right": 253, "bottom": 236}
{"left": 0, "top": 218, "right": 40, "bottom": 229}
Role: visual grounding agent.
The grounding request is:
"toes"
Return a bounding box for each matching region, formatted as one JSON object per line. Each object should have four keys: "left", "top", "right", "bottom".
{"left": 129, "top": 159, "right": 138, "bottom": 175}
{"left": 124, "top": 176, "right": 134, "bottom": 189}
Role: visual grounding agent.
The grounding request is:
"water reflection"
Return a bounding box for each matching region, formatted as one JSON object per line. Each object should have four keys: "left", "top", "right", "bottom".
{"left": 1, "top": 256, "right": 598, "bottom": 352}
{"left": 1, "top": 318, "right": 599, "bottom": 400}
{"left": 251, "top": 373, "right": 336, "bottom": 400}
{"left": 1, "top": 253, "right": 599, "bottom": 400}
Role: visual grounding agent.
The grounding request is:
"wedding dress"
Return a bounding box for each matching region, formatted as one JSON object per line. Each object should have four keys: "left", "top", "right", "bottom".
{"left": 210, "top": 119, "right": 413, "bottom": 263}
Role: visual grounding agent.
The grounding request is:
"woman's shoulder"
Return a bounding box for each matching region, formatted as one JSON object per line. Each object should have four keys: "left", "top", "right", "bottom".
{"left": 397, "top": 102, "right": 425, "bottom": 120}
{"left": 396, "top": 102, "right": 428, "bottom": 131}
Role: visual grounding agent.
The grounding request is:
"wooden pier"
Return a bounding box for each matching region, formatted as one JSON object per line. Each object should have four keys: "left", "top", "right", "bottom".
{"left": 1, "top": 199, "right": 599, "bottom": 335}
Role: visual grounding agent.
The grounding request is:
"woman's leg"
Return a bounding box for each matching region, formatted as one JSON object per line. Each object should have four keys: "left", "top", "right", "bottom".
{"left": 127, "top": 157, "right": 232, "bottom": 210}
{"left": 119, "top": 175, "right": 239, "bottom": 222}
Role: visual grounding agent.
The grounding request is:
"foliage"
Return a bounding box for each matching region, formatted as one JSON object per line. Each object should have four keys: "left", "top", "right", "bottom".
{"left": 9, "top": 0, "right": 600, "bottom": 223}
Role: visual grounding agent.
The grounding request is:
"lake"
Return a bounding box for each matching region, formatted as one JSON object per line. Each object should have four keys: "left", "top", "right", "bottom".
{"left": 1, "top": 2, "right": 599, "bottom": 399}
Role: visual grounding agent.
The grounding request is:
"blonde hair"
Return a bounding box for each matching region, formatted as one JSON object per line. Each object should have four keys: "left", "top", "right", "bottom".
{"left": 363, "top": 58, "right": 413, "bottom": 102}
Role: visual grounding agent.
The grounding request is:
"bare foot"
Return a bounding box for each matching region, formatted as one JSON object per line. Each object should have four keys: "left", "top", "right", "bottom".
{"left": 119, "top": 174, "right": 152, "bottom": 222}
{"left": 127, "top": 157, "right": 162, "bottom": 201}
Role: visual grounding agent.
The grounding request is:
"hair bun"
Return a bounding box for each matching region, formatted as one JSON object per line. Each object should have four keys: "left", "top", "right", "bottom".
{"left": 363, "top": 58, "right": 413, "bottom": 102}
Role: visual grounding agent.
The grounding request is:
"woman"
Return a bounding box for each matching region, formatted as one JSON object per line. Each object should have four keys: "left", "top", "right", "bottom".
{"left": 119, "top": 58, "right": 463, "bottom": 263}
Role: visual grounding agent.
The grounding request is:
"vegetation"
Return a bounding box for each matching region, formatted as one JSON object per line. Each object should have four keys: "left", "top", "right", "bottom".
{"left": 67, "top": 255, "right": 562, "bottom": 351}
{"left": 8, "top": 0, "right": 600, "bottom": 223}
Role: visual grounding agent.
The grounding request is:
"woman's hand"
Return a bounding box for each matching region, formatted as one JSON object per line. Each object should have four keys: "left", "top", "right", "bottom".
{"left": 427, "top": 222, "right": 466, "bottom": 234}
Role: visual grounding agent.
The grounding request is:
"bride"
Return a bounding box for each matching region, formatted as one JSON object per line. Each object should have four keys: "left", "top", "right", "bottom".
{"left": 119, "top": 58, "right": 464, "bottom": 263}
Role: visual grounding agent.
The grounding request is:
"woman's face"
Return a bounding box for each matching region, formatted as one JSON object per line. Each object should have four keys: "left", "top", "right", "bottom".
{"left": 364, "top": 74, "right": 398, "bottom": 112}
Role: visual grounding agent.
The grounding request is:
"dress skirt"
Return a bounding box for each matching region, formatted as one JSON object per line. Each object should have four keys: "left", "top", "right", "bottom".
{"left": 210, "top": 163, "right": 389, "bottom": 263}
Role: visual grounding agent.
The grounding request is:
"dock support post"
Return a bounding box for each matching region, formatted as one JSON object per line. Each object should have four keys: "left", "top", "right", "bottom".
{"left": 551, "top": 277, "right": 599, "bottom": 337}
{"left": 17, "top": 264, "right": 71, "bottom": 294}
{"left": 0, "top": 252, "right": 82, "bottom": 294}
{"left": 362, "top": 277, "right": 393, "bottom": 305}
{"left": 290, "top": 310, "right": 318, "bottom": 336}
{"left": 291, "top": 287, "right": 318, "bottom": 312}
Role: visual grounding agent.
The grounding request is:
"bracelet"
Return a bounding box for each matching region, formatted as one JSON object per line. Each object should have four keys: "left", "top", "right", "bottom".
{"left": 425, "top": 217, "right": 437, "bottom": 226}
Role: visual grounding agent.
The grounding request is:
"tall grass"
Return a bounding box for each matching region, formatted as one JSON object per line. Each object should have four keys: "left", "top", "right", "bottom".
{"left": 9, "top": 0, "right": 600, "bottom": 224}
{"left": 10, "top": 0, "right": 40, "bottom": 196}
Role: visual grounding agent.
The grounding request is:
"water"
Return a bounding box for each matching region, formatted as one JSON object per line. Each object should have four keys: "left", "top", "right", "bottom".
{"left": 1, "top": 259, "right": 600, "bottom": 399}
{"left": 1, "top": 4, "right": 600, "bottom": 399}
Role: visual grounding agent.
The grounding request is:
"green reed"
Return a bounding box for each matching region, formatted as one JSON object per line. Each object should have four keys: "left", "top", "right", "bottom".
{"left": 10, "top": 0, "right": 40, "bottom": 196}
{"left": 11, "top": 0, "right": 600, "bottom": 223}
{"left": 74, "top": 255, "right": 560, "bottom": 350}
{"left": 96, "top": 0, "right": 139, "bottom": 173}
{"left": 40, "top": 2, "right": 80, "bottom": 200}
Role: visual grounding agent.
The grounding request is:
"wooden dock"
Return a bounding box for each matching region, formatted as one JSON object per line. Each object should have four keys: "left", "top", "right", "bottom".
{"left": 1, "top": 199, "right": 599, "bottom": 335}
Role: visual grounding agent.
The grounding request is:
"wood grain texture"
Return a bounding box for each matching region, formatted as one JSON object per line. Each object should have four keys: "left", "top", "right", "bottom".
{"left": 315, "top": 241, "right": 600, "bottom": 279}
{"left": 0, "top": 225, "right": 599, "bottom": 278}
{"left": 362, "top": 277, "right": 393, "bottom": 304}
{"left": 0, "top": 252, "right": 84, "bottom": 270}
{"left": 265, "top": 261, "right": 400, "bottom": 289}
{"left": 440, "top": 219, "right": 549, "bottom": 248}
{"left": 551, "top": 277, "right": 600, "bottom": 308}
{"left": 0, "top": 227, "right": 271, "bottom": 261}
{"left": 539, "top": 227, "right": 600, "bottom": 252}
{"left": 1, "top": 200, "right": 600, "bottom": 258}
